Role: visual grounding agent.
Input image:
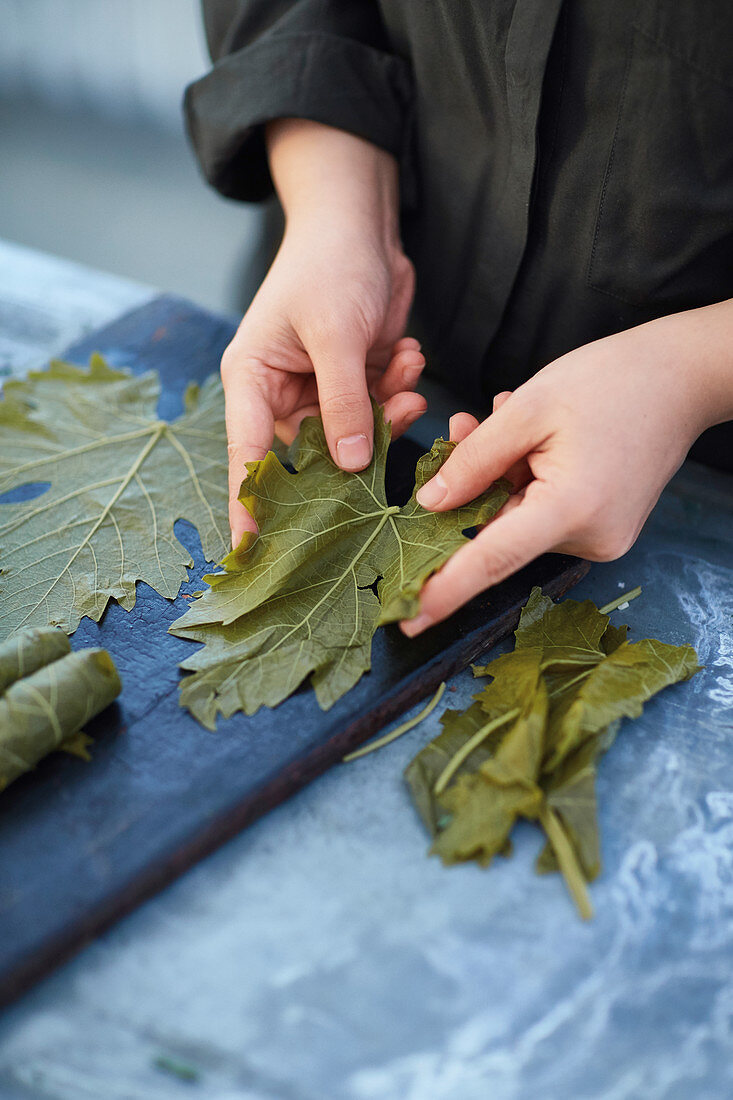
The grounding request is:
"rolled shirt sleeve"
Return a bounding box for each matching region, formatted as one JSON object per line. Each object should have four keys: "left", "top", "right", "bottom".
{"left": 184, "top": 0, "right": 415, "bottom": 203}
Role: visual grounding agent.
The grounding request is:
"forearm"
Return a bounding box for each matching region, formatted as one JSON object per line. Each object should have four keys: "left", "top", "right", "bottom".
{"left": 266, "top": 119, "right": 400, "bottom": 245}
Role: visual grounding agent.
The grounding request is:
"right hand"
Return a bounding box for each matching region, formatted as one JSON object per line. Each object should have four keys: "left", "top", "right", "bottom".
{"left": 221, "top": 121, "right": 426, "bottom": 546}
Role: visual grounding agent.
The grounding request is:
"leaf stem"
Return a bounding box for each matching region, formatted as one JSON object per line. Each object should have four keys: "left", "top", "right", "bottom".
{"left": 434, "top": 706, "right": 520, "bottom": 795}
{"left": 153, "top": 1056, "right": 199, "bottom": 1082}
{"left": 539, "top": 803, "right": 594, "bottom": 920}
{"left": 599, "top": 586, "right": 642, "bottom": 616}
{"left": 548, "top": 666, "right": 595, "bottom": 698}
{"left": 0, "top": 424, "right": 162, "bottom": 485}
{"left": 343, "top": 682, "right": 446, "bottom": 762}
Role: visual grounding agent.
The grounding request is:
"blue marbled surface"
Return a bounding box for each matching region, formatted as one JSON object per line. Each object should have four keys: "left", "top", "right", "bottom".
{"left": 0, "top": 245, "right": 731, "bottom": 1099}
{"left": 1, "top": 465, "right": 731, "bottom": 1100}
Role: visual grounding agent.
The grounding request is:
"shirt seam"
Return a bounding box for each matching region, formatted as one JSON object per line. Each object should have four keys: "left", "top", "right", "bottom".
{"left": 632, "top": 22, "right": 733, "bottom": 92}
{"left": 586, "top": 43, "right": 637, "bottom": 305}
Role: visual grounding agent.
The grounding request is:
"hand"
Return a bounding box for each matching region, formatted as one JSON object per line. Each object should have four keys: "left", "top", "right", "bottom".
{"left": 401, "top": 305, "right": 733, "bottom": 635}
{"left": 221, "top": 120, "right": 426, "bottom": 546}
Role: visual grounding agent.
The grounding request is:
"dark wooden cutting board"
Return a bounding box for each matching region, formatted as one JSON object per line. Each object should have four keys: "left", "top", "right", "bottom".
{"left": 0, "top": 295, "right": 588, "bottom": 1008}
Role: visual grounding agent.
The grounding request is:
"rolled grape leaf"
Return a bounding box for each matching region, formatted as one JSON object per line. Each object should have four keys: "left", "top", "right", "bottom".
{"left": 59, "top": 730, "right": 94, "bottom": 762}
{"left": 0, "top": 648, "right": 121, "bottom": 790}
{"left": 0, "top": 356, "right": 228, "bottom": 639}
{"left": 170, "top": 407, "right": 510, "bottom": 727}
{"left": 0, "top": 626, "right": 70, "bottom": 694}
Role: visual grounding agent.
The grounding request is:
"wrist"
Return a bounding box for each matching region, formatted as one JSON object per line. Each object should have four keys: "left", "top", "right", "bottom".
{"left": 645, "top": 300, "right": 733, "bottom": 434}
{"left": 266, "top": 119, "right": 401, "bottom": 249}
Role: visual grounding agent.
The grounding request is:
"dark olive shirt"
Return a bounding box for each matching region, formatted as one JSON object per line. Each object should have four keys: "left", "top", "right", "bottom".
{"left": 185, "top": 0, "right": 733, "bottom": 469}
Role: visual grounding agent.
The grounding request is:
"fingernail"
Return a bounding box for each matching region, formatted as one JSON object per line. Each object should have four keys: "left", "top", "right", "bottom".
{"left": 416, "top": 474, "right": 447, "bottom": 509}
{"left": 402, "top": 613, "right": 433, "bottom": 637}
{"left": 404, "top": 408, "right": 424, "bottom": 428}
{"left": 403, "top": 364, "right": 424, "bottom": 384}
{"left": 336, "top": 433, "right": 371, "bottom": 471}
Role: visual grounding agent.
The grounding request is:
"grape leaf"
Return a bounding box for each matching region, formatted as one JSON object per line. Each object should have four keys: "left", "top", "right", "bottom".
{"left": 406, "top": 647, "right": 565, "bottom": 840}
{"left": 0, "top": 356, "right": 229, "bottom": 638}
{"left": 405, "top": 701, "right": 502, "bottom": 835}
{"left": 600, "top": 621, "right": 628, "bottom": 655}
{"left": 513, "top": 585, "right": 609, "bottom": 655}
{"left": 431, "top": 657, "right": 548, "bottom": 866}
{"left": 534, "top": 724, "right": 615, "bottom": 880}
{"left": 406, "top": 588, "right": 702, "bottom": 917}
{"left": 170, "top": 407, "right": 510, "bottom": 728}
{"left": 541, "top": 636, "right": 701, "bottom": 773}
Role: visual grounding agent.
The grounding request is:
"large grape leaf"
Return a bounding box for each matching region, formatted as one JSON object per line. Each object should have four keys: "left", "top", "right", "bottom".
{"left": 170, "top": 408, "right": 510, "bottom": 728}
{"left": 0, "top": 356, "right": 229, "bottom": 638}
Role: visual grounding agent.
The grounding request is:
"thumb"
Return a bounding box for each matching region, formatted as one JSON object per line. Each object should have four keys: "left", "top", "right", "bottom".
{"left": 304, "top": 329, "right": 374, "bottom": 471}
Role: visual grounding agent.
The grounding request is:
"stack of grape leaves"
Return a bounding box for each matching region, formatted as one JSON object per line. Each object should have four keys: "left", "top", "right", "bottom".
{"left": 405, "top": 589, "right": 701, "bottom": 918}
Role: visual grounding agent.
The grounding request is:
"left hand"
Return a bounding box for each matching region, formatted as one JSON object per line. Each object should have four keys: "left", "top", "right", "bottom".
{"left": 401, "top": 309, "right": 726, "bottom": 635}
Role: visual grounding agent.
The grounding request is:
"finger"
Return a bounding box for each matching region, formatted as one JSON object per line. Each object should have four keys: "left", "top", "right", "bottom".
{"left": 382, "top": 391, "right": 427, "bottom": 438}
{"left": 275, "top": 403, "right": 320, "bottom": 446}
{"left": 393, "top": 337, "right": 422, "bottom": 353}
{"left": 371, "top": 345, "right": 425, "bottom": 403}
{"left": 305, "top": 331, "right": 374, "bottom": 471}
{"left": 503, "top": 456, "right": 533, "bottom": 492}
{"left": 415, "top": 399, "right": 541, "bottom": 511}
{"left": 449, "top": 412, "right": 480, "bottom": 443}
{"left": 222, "top": 371, "right": 275, "bottom": 547}
{"left": 367, "top": 335, "right": 422, "bottom": 372}
{"left": 487, "top": 390, "right": 531, "bottom": 489}
{"left": 488, "top": 489, "right": 525, "bottom": 519}
{"left": 401, "top": 486, "right": 566, "bottom": 635}
{"left": 278, "top": 387, "right": 427, "bottom": 447}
